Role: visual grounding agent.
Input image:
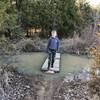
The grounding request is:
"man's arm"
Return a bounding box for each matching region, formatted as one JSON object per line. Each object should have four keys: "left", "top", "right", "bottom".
{"left": 57, "top": 38, "right": 60, "bottom": 51}
{"left": 47, "top": 38, "right": 51, "bottom": 52}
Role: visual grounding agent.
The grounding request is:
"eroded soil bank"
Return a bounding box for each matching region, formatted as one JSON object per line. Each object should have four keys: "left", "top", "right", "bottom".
{"left": 0, "top": 65, "right": 100, "bottom": 100}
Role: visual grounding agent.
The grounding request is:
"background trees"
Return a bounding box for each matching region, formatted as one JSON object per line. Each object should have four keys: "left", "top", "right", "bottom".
{"left": 0, "top": 0, "right": 24, "bottom": 39}
{"left": 0, "top": 0, "right": 94, "bottom": 38}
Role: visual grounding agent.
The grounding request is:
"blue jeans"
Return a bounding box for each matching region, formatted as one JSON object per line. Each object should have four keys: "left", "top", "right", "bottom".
{"left": 48, "top": 49, "right": 56, "bottom": 69}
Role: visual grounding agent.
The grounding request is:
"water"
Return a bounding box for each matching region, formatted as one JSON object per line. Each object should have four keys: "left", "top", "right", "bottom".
{"left": 0, "top": 53, "right": 92, "bottom": 79}
{"left": 12, "top": 53, "right": 47, "bottom": 75}
{"left": 61, "top": 54, "right": 91, "bottom": 74}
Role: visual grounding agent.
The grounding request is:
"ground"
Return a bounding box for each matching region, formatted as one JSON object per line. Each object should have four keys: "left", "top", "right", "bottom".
{"left": 0, "top": 64, "right": 100, "bottom": 100}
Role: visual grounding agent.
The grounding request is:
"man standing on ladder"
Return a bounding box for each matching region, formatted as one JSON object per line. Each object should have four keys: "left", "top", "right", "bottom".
{"left": 46, "top": 30, "right": 60, "bottom": 73}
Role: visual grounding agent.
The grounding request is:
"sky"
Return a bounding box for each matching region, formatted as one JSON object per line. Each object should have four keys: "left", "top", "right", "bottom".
{"left": 88, "top": 0, "right": 100, "bottom": 7}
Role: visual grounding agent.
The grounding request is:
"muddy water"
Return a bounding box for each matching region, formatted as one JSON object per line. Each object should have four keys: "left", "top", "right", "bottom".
{"left": 0, "top": 53, "right": 91, "bottom": 79}
{"left": 61, "top": 54, "right": 91, "bottom": 74}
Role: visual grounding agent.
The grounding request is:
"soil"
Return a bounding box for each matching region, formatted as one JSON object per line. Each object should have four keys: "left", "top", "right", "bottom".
{"left": 0, "top": 65, "right": 100, "bottom": 100}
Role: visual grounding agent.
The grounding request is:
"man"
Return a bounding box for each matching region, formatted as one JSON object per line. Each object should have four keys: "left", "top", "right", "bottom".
{"left": 47, "top": 30, "right": 59, "bottom": 72}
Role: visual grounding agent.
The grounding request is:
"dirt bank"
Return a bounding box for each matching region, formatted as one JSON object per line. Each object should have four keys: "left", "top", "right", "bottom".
{"left": 0, "top": 64, "right": 100, "bottom": 100}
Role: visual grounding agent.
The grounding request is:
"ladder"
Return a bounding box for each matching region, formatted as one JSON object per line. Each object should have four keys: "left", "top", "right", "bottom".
{"left": 41, "top": 53, "right": 61, "bottom": 73}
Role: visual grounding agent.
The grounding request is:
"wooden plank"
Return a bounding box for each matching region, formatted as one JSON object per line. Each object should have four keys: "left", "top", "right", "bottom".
{"left": 41, "top": 58, "right": 49, "bottom": 70}
{"left": 55, "top": 53, "right": 60, "bottom": 59}
{"left": 41, "top": 53, "right": 61, "bottom": 72}
{"left": 53, "top": 59, "right": 60, "bottom": 72}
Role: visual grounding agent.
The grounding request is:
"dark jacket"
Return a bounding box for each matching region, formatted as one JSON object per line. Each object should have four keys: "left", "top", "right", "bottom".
{"left": 47, "top": 36, "right": 59, "bottom": 51}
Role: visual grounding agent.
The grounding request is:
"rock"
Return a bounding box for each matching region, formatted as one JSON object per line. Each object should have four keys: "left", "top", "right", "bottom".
{"left": 25, "top": 85, "right": 30, "bottom": 89}
{"left": 64, "top": 73, "right": 74, "bottom": 82}
{"left": 53, "top": 70, "right": 100, "bottom": 100}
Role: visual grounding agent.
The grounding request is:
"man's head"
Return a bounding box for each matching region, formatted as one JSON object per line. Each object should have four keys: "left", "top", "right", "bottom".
{"left": 51, "top": 30, "right": 57, "bottom": 37}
